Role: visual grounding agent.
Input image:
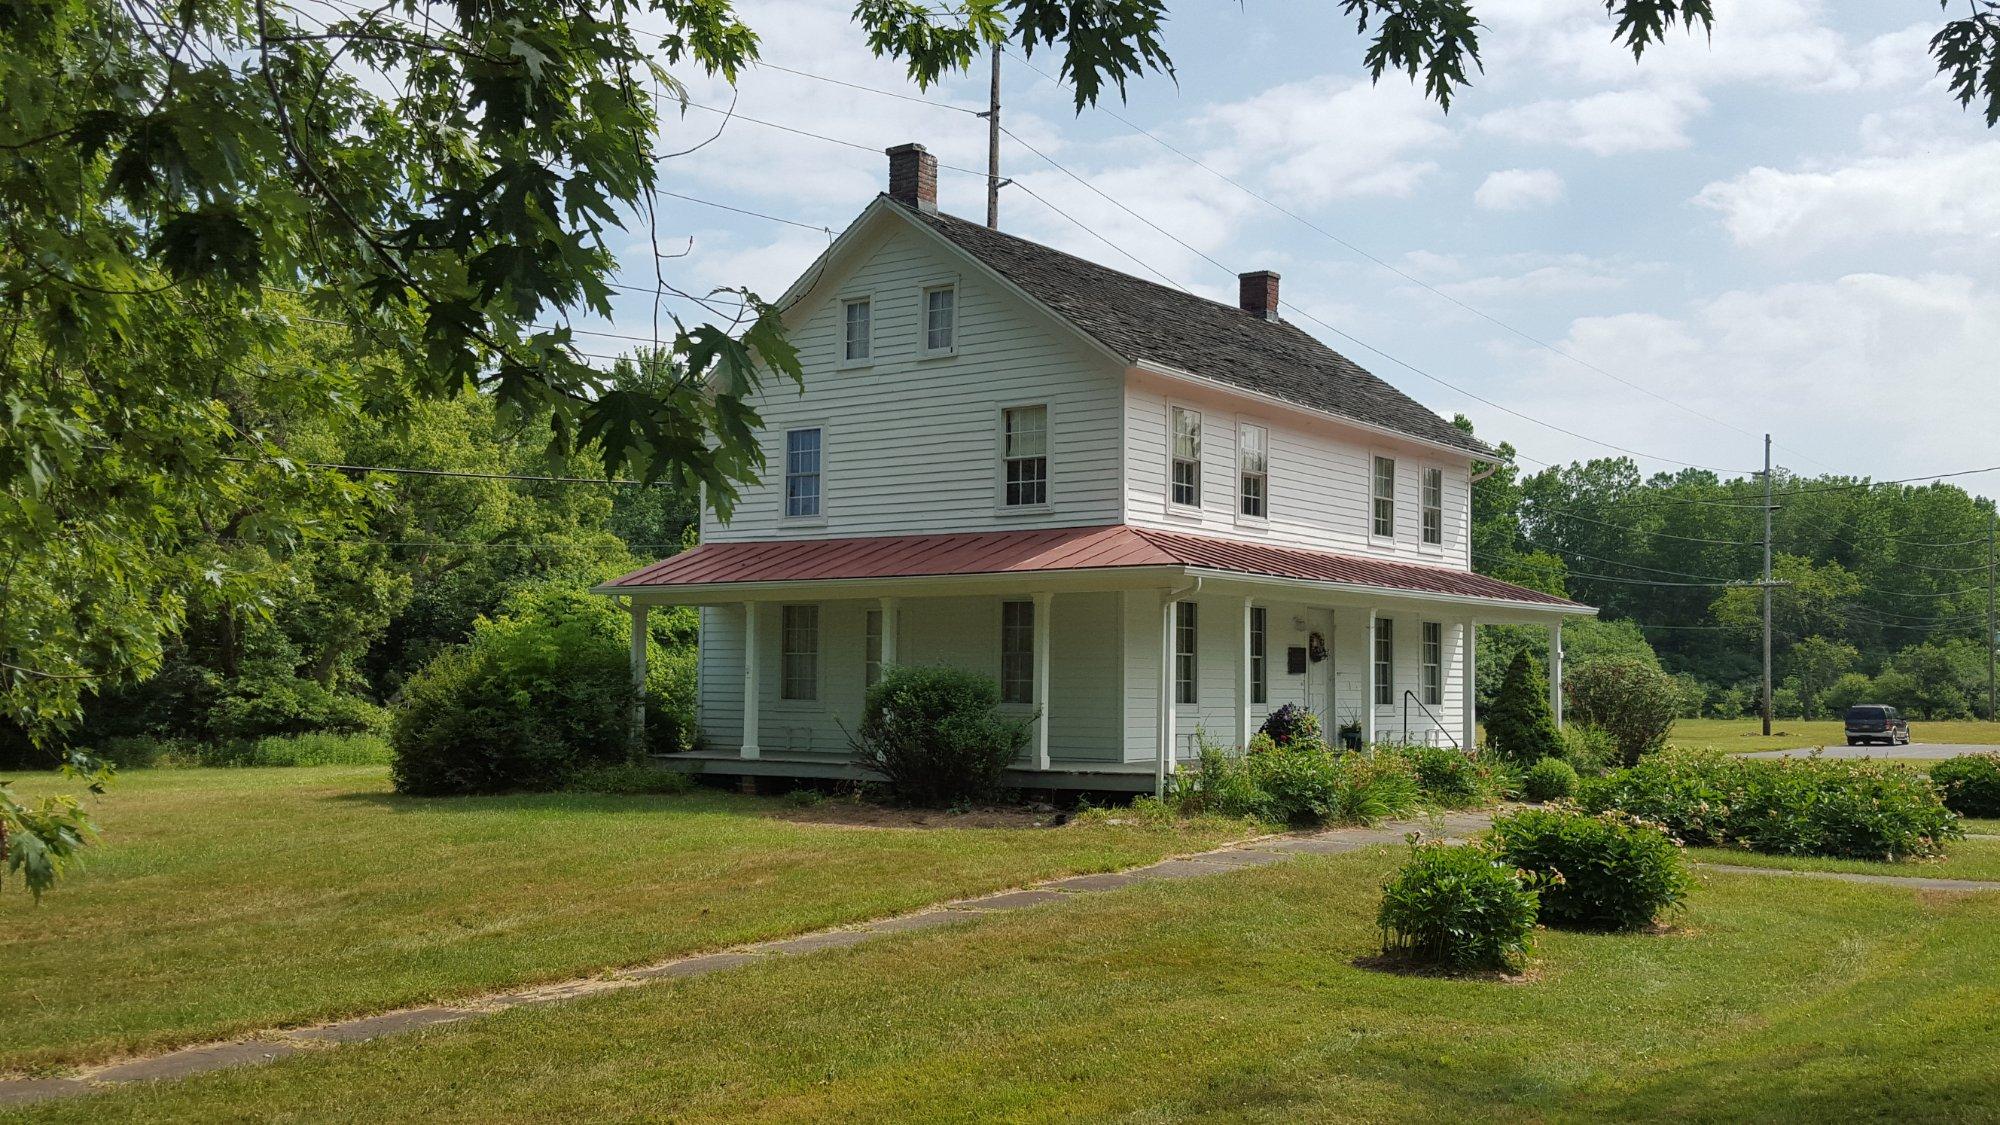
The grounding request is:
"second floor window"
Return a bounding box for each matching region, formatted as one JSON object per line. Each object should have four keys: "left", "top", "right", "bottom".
{"left": 924, "top": 285, "right": 956, "bottom": 352}
{"left": 1171, "top": 407, "right": 1201, "bottom": 507}
{"left": 1249, "top": 606, "right": 1267, "bottom": 705}
{"left": 1239, "top": 423, "right": 1268, "bottom": 518}
{"left": 1374, "top": 618, "right": 1394, "bottom": 706}
{"left": 1422, "top": 621, "right": 1443, "bottom": 706}
{"left": 1175, "top": 601, "right": 1198, "bottom": 705}
{"left": 781, "top": 605, "right": 819, "bottom": 701}
{"left": 785, "top": 428, "right": 822, "bottom": 518}
{"left": 1001, "top": 600, "right": 1034, "bottom": 704}
{"left": 843, "top": 298, "right": 870, "bottom": 362}
{"left": 1372, "top": 455, "right": 1396, "bottom": 538}
{"left": 1422, "top": 467, "right": 1443, "bottom": 545}
{"left": 1003, "top": 405, "right": 1048, "bottom": 507}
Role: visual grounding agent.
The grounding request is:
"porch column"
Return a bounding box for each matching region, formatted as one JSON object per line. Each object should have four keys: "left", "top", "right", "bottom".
{"left": 628, "top": 600, "right": 648, "bottom": 752}
{"left": 1549, "top": 619, "right": 1565, "bottom": 730}
{"left": 741, "top": 602, "right": 762, "bottom": 760}
{"left": 1461, "top": 620, "right": 1478, "bottom": 752}
{"left": 1032, "top": 591, "right": 1053, "bottom": 771}
{"left": 1157, "top": 594, "right": 1177, "bottom": 796}
{"left": 879, "top": 596, "right": 899, "bottom": 668}
{"left": 1361, "top": 610, "right": 1377, "bottom": 748}
{"left": 1238, "top": 596, "right": 1255, "bottom": 748}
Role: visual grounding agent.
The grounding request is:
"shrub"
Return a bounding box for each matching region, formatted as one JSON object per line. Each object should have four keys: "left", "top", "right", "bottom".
{"left": 1486, "top": 652, "right": 1561, "bottom": 764}
{"left": 1174, "top": 735, "right": 1268, "bottom": 817}
{"left": 1257, "top": 703, "right": 1325, "bottom": 749}
{"left": 1522, "top": 758, "right": 1579, "bottom": 802}
{"left": 1563, "top": 658, "right": 1683, "bottom": 766}
{"left": 566, "top": 762, "right": 695, "bottom": 795}
{"left": 1172, "top": 737, "right": 1418, "bottom": 827}
{"left": 243, "top": 733, "right": 393, "bottom": 767}
{"left": 1488, "top": 808, "right": 1690, "bottom": 931}
{"left": 1556, "top": 724, "right": 1617, "bottom": 775}
{"left": 1930, "top": 754, "right": 2000, "bottom": 817}
{"left": 1580, "top": 748, "right": 1961, "bottom": 861}
{"left": 1385, "top": 744, "right": 1485, "bottom": 807}
{"left": 1377, "top": 842, "right": 1539, "bottom": 973}
{"left": 850, "top": 665, "right": 1030, "bottom": 806}
{"left": 209, "top": 677, "right": 390, "bottom": 742}
{"left": 1325, "top": 752, "right": 1421, "bottom": 825}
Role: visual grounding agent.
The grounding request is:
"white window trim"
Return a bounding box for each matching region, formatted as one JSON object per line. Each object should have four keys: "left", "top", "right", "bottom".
{"left": 993, "top": 400, "right": 1054, "bottom": 516}
{"left": 1368, "top": 450, "right": 1398, "bottom": 544}
{"left": 780, "top": 421, "right": 829, "bottom": 527}
{"left": 1419, "top": 463, "right": 1445, "bottom": 553}
{"left": 837, "top": 293, "right": 873, "bottom": 369}
{"left": 1166, "top": 402, "right": 1204, "bottom": 518}
{"left": 918, "top": 279, "right": 959, "bottom": 358}
{"left": 1234, "top": 415, "right": 1270, "bottom": 529}
{"left": 1421, "top": 620, "right": 1443, "bottom": 707}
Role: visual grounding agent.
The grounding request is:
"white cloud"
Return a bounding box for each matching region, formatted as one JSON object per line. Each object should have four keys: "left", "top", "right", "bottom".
{"left": 1193, "top": 76, "right": 1453, "bottom": 204}
{"left": 1477, "top": 85, "right": 1709, "bottom": 154}
{"left": 1694, "top": 141, "right": 2000, "bottom": 252}
{"left": 1434, "top": 257, "right": 1628, "bottom": 302}
{"left": 1474, "top": 168, "right": 1567, "bottom": 211}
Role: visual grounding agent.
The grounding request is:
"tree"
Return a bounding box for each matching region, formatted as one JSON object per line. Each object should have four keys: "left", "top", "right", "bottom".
{"left": 1486, "top": 651, "right": 1561, "bottom": 764}
{"left": 1564, "top": 658, "right": 1683, "bottom": 767}
{"left": 1785, "top": 636, "right": 1859, "bottom": 719}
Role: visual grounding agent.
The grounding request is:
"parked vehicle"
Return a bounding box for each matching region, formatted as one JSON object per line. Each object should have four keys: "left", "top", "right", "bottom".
{"left": 1844, "top": 705, "right": 1910, "bottom": 747}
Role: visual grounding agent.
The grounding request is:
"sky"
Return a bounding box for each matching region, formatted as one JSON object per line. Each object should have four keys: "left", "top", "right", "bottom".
{"left": 587, "top": 0, "right": 2000, "bottom": 498}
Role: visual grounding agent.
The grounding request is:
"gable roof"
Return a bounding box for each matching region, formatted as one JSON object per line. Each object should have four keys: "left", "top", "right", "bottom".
{"left": 889, "top": 200, "right": 1495, "bottom": 459}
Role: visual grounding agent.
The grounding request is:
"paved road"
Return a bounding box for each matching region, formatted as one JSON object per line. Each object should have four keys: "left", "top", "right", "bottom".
{"left": 1741, "top": 742, "right": 2000, "bottom": 760}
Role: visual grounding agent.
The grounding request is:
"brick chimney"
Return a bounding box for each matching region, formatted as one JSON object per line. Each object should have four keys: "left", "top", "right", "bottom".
{"left": 1239, "top": 271, "right": 1280, "bottom": 321}
{"left": 886, "top": 143, "right": 937, "bottom": 214}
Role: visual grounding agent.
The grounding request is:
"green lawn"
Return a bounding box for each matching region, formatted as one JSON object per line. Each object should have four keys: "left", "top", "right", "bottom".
{"left": 1687, "top": 836, "right": 2000, "bottom": 882}
{"left": 0, "top": 766, "right": 1245, "bottom": 1074}
{"left": 1964, "top": 818, "right": 2000, "bottom": 836}
{"left": 1670, "top": 717, "right": 2000, "bottom": 754}
{"left": 20, "top": 850, "right": 2000, "bottom": 1123}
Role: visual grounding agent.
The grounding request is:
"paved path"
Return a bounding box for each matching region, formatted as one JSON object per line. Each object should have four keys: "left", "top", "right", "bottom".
{"left": 0, "top": 810, "right": 1491, "bottom": 1109}
{"left": 1741, "top": 742, "right": 2000, "bottom": 761}
{"left": 1696, "top": 863, "right": 2000, "bottom": 892}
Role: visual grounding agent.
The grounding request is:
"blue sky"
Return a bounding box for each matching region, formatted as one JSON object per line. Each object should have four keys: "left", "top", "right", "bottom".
{"left": 592, "top": 0, "right": 2000, "bottom": 496}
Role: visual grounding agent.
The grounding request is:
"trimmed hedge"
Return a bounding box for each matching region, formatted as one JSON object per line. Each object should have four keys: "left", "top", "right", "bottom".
{"left": 1378, "top": 842, "right": 1538, "bottom": 972}
{"left": 1522, "top": 757, "right": 1580, "bottom": 802}
{"left": 1489, "top": 807, "right": 1690, "bottom": 932}
{"left": 850, "top": 665, "right": 1030, "bottom": 806}
{"left": 1929, "top": 753, "right": 2000, "bottom": 817}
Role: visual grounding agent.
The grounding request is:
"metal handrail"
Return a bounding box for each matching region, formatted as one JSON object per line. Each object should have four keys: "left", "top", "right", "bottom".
{"left": 1401, "top": 690, "right": 1460, "bottom": 751}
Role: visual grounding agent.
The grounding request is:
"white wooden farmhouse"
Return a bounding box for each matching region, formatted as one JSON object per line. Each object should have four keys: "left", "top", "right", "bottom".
{"left": 602, "top": 143, "right": 1594, "bottom": 793}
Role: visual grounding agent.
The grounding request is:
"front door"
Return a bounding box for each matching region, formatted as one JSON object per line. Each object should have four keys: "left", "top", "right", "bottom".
{"left": 1305, "top": 607, "right": 1337, "bottom": 730}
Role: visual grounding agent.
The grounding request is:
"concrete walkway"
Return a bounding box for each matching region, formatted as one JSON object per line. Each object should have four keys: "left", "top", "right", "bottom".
{"left": 0, "top": 810, "right": 1491, "bottom": 1110}
{"left": 1695, "top": 863, "right": 2000, "bottom": 892}
{"left": 1741, "top": 742, "right": 2000, "bottom": 761}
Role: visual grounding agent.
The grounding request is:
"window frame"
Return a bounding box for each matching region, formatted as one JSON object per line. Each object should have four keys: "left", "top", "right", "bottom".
{"left": 1370, "top": 453, "right": 1397, "bottom": 541}
{"left": 1168, "top": 405, "right": 1203, "bottom": 512}
{"left": 864, "top": 609, "right": 883, "bottom": 690}
{"left": 1420, "top": 465, "right": 1444, "bottom": 549}
{"left": 1174, "top": 600, "right": 1198, "bottom": 706}
{"left": 1421, "top": 621, "right": 1442, "bottom": 706}
{"left": 839, "top": 295, "right": 873, "bottom": 367}
{"left": 779, "top": 604, "right": 821, "bottom": 703}
{"left": 996, "top": 402, "right": 1052, "bottom": 512}
{"left": 1000, "top": 600, "right": 1035, "bottom": 705}
{"left": 1373, "top": 617, "right": 1394, "bottom": 707}
{"left": 920, "top": 282, "right": 958, "bottom": 356}
{"left": 1249, "top": 605, "right": 1268, "bottom": 706}
{"left": 1237, "top": 419, "right": 1269, "bottom": 524}
{"left": 782, "top": 424, "right": 827, "bottom": 524}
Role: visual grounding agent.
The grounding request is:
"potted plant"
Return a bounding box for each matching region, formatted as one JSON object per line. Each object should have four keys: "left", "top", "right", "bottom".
{"left": 1337, "top": 713, "right": 1364, "bottom": 751}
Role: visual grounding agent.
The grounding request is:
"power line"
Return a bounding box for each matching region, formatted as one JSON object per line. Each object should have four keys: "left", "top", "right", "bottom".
{"left": 218, "top": 454, "right": 651, "bottom": 487}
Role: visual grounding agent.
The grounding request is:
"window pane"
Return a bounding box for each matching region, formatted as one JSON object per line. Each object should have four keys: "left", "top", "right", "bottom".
{"left": 785, "top": 428, "right": 821, "bottom": 518}
{"left": 844, "top": 299, "right": 870, "bottom": 361}
{"left": 1001, "top": 600, "right": 1034, "bottom": 704}
{"left": 1422, "top": 468, "right": 1442, "bottom": 545}
{"left": 1372, "top": 456, "right": 1395, "bottom": 538}
{"left": 1422, "top": 621, "right": 1442, "bottom": 706}
{"left": 1175, "top": 601, "right": 1197, "bottom": 705}
{"left": 1239, "top": 424, "right": 1267, "bottom": 473}
{"left": 1004, "top": 406, "right": 1047, "bottom": 457}
{"left": 864, "top": 609, "right": 883, "bottom": 689}
{"left": 926, "top": 287, "right": 955, "bottom": 350}
{"left": 1374, "top": 619, "right": 1393, "bottom": 706}
{"left": 1173, "top": 408, "right": 1201, "bottom": 459}
{"left": 1240, "top": 473, "right": 1265, "bottom": 518}
{"left": 781, "top": 605, "right": 819, "bottom": 701}
{"left": 1249, "top": 606, "right": 1267, "bottom": 706}
{"left": 1003, "top": 406, "right": 1049, "bottom": 507}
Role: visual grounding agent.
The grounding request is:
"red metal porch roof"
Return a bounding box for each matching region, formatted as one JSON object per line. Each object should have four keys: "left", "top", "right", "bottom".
{"left": 607, "top": 525, "right": 1584, "bottom": 610}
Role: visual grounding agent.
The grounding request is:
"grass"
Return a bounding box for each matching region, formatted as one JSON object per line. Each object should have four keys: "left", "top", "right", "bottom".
{"left": 1670, "top": 717, "right": 2000, "bottom": 754}
{"left": 1686, "top": 836, "right": 2000, "bottom": 882}
{"left": 1964, "top": 817, "right": 2000, "bottom": 836}
{"left": 19, "top": 850, "right": 2000, "bottom": 1123}
{"left": 0, "top": 765, "right": 1247, "bottom": 1074}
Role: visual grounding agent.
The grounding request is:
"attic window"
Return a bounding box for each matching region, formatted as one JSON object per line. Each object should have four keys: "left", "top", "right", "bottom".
{"left": 923, "top": 285, "right": 956, "bottom": 353}
{"left": 842, "top": 297, "right": 871, "bottom": 363}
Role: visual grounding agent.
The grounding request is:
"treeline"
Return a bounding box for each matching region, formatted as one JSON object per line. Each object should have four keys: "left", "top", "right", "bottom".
{"left": 1463, "top": 419, "right": 1998, "bottom": 720}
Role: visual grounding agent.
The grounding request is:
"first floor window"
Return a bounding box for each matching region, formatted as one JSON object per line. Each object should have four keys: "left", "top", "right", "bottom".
{"left": 1422, "top": 467, "right": 1443, "bottom": 545}
{"left": 925, "top": 285, "right": 956, "bottom": 352}
{"left": 785, "top": 428, "right": 822, "bottom": 518}
{"left": 1374, "top": 618, "right": 1394, "bottom": 706}
{"left": 781, "top": 605, "right": 819, "bottom": 701}
{"left": 843, "top": 297, "right": 871, "bottom": 362}
{"left": 1372, "top": 455, "right": 1396, "bottom": 538}
{"left": 1003, "top": 405, "right": 1048, "bottom": 507}
{"left": 1175, "top": 601, "right": 1198, "bottom": 705}
{"left": 1249, "top": 606, "right": 1267, "bottom": 705}
{"left": 1171, "top": 407, "right": 1202, "bottom": 507}
{"left": 1239, "top": 423, "right": 1268, "bottom": 518}
{"left": 864, "top": 609, "right": 883, "bottom": 689}
{"left": 1422, "top": 622, "right": 1442, "bottom": 706}
{"left": 1001, "top": 600, "right": 1035, "bottom": 704}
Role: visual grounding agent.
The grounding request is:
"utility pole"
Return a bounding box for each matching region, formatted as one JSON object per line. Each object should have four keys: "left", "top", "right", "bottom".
{"left": 983, "top": 42, "right": 1002, "bottom": 229}
{"left": 1762, "top": 433, "right": 1774, "bottom": 737}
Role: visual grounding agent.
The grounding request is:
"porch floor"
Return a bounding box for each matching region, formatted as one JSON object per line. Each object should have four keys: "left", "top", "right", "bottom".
{"left": 654, "top": 751, "right": 1161, "bottom": 793}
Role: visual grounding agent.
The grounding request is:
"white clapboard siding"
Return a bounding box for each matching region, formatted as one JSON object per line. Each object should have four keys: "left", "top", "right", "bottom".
{"left": 1123, "top": 380, "right": 1474, "bottom": 569}
{"left": 699, "top": 221, "right": 1124, "bottom": 542}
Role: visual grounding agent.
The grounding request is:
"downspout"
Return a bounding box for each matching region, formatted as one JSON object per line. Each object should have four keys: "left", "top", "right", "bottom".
{"left": 1156, "top": 575, "right": 1203, "bottom": 798}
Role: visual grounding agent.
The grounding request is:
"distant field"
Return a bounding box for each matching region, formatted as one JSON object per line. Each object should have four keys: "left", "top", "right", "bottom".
{"left": 1670, "top": 718, "right": 2000, "bottom": 754}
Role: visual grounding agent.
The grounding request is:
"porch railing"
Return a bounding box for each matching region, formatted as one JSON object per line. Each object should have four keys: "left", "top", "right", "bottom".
{"left": 1400, "top": 690, "right": 1460, "bottom": 751}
